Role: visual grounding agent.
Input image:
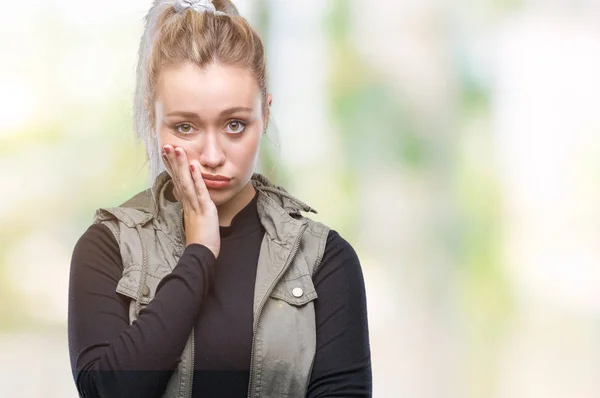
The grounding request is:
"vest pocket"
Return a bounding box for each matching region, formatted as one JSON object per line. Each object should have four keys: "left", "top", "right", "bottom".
{"left": 269, "top": 273, "right": 318, "bottom": 306}
{"left": 115, "top": 265, "right": 163, "bottom": 305}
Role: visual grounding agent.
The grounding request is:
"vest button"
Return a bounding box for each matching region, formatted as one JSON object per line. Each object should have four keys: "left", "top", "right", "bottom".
{"left": 292, "top": 287, "right": 303, "bottom": 298}
{"left": 142, "top": 285, "right": 150, "bottom": 297}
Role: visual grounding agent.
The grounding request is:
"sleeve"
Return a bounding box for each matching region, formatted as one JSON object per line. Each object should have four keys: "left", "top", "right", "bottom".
{"left": 306, "top": 230, "right": 373, "bottom": 397}
{"left": 67, "top": 223, "right": 216, "bottom": 398}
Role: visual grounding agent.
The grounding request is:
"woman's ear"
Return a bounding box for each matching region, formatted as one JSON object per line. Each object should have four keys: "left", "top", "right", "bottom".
{"left": 263, "top": 94, "right": 273, "bottom": 133}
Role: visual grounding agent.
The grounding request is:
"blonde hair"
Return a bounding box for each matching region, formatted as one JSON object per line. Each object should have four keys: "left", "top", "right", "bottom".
{"left": 134, "top": 0, "right": 269, "bottom": 184}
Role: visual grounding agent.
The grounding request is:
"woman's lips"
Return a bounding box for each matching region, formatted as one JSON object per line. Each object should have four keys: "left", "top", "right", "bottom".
{"left": 201, "top": 173, "right": 231, "bottom": 181}
{"left": 203, "top": 178, "right": 231, "bottom": 189}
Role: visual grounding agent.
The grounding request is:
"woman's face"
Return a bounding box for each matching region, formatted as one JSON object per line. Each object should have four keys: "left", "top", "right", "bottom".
{"left": 154, "top": 61, "right": 270, "bottom": 207}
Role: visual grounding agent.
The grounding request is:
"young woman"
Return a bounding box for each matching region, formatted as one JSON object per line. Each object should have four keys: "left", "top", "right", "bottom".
{"left": 67, "top": 1, "right": 372, "bottom": 397}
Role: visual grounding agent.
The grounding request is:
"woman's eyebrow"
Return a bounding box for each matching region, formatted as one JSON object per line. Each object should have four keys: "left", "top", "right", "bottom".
{"left": 165, "top": 107, "right": 253, "bottom": 119}
{"left": 165, "top": 111, "right": 200, "bottom": 119}
{"left": 220, "top": 106, "right": 253, "bottom": 116}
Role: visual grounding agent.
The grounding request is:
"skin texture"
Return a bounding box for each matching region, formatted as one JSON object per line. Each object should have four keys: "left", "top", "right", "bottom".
{"left": 154, "top": 61, "right": 271, "bottom": 228}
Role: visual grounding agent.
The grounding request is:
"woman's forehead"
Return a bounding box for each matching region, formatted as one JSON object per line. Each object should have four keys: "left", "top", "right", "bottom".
{"left": 156, "top": 62, "right": 261, "bottom": 112}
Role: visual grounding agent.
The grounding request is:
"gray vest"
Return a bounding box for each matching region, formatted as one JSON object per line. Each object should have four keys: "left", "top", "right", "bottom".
{"left": 93, "top": 171, "right": 330, "bottom": 398}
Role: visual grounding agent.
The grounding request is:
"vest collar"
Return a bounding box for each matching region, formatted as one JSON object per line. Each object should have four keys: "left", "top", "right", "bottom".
{"left": 97, "top": 171, "right": 318, "bottom": 237}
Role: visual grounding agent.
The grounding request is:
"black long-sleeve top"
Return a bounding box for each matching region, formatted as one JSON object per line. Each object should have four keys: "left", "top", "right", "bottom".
{"left": 68, "top": 190, "right": 372, "bottom": 397}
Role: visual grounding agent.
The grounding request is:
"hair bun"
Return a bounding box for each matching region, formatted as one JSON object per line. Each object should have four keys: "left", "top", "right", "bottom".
{"left": 211, "top": 0, "right": 239, "bottom": 16}
{"left": 173, "top": 0, "right": 223, "bottom": 15}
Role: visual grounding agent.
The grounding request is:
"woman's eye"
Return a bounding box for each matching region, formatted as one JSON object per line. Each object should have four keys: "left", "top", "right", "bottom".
{"left": 175, "top": 123, "right": 193, "bottom": 134}
{"left": 225, "top": 120, "right": 246, "bottom": 134}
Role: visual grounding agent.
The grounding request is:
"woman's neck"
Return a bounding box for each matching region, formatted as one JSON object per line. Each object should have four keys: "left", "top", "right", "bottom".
{"left": 216, "top": 182, "right": 257, "bottom": 227}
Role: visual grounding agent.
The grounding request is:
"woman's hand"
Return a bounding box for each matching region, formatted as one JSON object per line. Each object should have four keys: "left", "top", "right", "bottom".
{"left": 162, "top": 145, "right": 220, "bottom": 259}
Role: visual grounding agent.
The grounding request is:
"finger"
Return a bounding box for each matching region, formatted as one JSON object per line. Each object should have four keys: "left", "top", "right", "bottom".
{"left": 189, "top": 161, "right": 212, "bottom": 206}
{"left": 162, "top": 152, "right": 179, "bottom": 197}
{"left": 161, "top": 146, "right": 173, "bottom": 175}
{"left": 174, "top": 147, "right": 199, "bottom": 211}
{"left": 162, "top": 145, "right": 180, "bottom": 195}
{"left": 163, "top": 144, "right": 176, "bottom": 171}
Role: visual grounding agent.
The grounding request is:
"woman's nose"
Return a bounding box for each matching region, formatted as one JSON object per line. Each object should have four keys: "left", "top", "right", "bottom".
{"left": 198, "top": 132, "right": 225, "bottom": 169}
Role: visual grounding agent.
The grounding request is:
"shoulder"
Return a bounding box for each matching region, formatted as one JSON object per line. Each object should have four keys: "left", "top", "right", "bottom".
{"left": 314, "top": 227, "right": 364, "bottom": 285}
{"left": 71, "top": 223, "right": 122, "bottom": 272}
{"left": 322, "top": 229, "right": 360, "bottom": 268}
{"left": 92, "top": 184, "right": 158, "bottom": 228}
{"left": 75, "top": 223, "right": 118, "bottom": 250}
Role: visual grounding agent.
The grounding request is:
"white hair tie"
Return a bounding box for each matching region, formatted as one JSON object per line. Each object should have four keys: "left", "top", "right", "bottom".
{"left": 174, "top": 0, "right": 227, "bottom": 15}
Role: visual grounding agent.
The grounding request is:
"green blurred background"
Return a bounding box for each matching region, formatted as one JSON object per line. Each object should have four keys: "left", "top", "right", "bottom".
{"left": 2, "top": 0, "right": 600, "bottom": 396}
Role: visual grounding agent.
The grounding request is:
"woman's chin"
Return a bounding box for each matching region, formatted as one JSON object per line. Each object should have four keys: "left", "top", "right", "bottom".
{"left": 207, "top": 189, "right": 232, "bottom": 206}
